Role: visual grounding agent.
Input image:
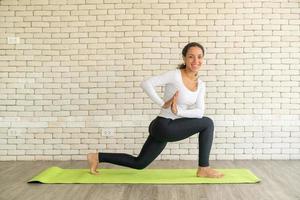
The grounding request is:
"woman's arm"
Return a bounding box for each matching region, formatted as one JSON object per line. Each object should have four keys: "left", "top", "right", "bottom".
{"left": 176, "top": 82, "right": 206, "bottom": 118}
{"left": 140, "top": 70, "right": 175, "bottom": 107}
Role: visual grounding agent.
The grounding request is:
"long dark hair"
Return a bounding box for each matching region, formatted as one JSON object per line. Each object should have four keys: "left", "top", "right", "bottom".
{"left": 178, "top": 42, "right": 205, "bottom": 69}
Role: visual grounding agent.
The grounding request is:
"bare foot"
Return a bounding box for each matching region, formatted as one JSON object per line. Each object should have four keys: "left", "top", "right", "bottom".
{"left": 196, "top": 167, "right": 224, "bottom": 178}
{"left": 87, "top": 153, "right": 99, "bottom": 175}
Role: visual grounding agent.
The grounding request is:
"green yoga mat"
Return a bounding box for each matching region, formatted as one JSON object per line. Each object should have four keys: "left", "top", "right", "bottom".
{"left": 28, "top": 167, "right": 260, "bottom": 184}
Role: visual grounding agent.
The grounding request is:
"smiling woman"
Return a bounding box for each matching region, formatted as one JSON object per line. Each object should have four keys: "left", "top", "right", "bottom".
{"left": 178, "top": 42, "right": 205, "bottom": 70}
{"left": 179, "top": 42, "right": 205, "bottom": 92}
{"left": 87, "top": 42, "right": 224, "bottom": 178}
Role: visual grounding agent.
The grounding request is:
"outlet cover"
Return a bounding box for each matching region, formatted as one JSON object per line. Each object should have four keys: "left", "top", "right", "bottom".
{"left": 7, "top": 37, "right": 20, "bottom": 44}
{"left": 101, "top": 128, "right": 115, "bottom": 137}
{"left": 8, "top": 129, "right": 23, "bottom": 137}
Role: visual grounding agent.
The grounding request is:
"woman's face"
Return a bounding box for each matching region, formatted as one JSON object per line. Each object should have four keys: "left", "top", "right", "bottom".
{"left": 183, "top": 47, "right": 204, "bottom": 73}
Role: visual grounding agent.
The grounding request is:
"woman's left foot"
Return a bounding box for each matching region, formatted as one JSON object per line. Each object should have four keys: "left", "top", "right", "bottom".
{"left": 87, "top": 153, "right": 99, "bottom": 175}
{"left": 196, "top": 167, "right": 224, "bottom": 178}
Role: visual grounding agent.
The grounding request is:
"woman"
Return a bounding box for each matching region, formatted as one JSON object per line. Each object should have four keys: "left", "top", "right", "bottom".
{"left": 87, "top": 42, "right": 224, "bottom": 178}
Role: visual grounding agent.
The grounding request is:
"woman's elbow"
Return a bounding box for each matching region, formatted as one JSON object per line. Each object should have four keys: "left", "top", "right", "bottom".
{"left": 196, "top": 114, "right": 204, "bottom": 119}
{"left": 140, "top": 79, "right": 148, "bottom": 89}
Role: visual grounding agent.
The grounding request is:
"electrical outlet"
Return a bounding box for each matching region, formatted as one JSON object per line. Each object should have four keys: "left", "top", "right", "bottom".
{"left": 8, "top": 129, "right": 23, "bottom": 137}
{"left": 101, "top": 128, "right": 115, "bottom": 137}
{"left": 7, "top": 37, "right": 20, "bottom": 44}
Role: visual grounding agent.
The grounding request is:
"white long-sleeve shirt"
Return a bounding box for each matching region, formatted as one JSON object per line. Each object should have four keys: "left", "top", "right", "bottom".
{"left": 140, "top": 69, "right": 206, "bottom": 120}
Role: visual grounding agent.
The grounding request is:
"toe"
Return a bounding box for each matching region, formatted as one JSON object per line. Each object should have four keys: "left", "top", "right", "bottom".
{"left": 90, "top": 170, "right": 99, "bottom": 175}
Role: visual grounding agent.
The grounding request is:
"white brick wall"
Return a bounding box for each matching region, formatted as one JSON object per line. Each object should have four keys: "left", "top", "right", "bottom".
{"left": 0, "top": 0, "right": 299, "bottom": 161}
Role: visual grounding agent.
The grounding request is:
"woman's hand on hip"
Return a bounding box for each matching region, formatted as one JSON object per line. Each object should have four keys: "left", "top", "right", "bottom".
{"left": 162, "top": 91, "right": 179, "bottom": 111}
{"left": 162, "top": 91, "right": 177, "bottom": 109}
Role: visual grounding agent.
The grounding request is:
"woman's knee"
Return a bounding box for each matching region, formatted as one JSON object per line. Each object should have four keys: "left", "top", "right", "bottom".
{"left": 202, "top": 116, "right": 214, "bottom": 128}
{"left": 134, "top": 161, "right": 149, "bottom": 170}
{"left": 133, "top": 158, "right": 152, "bottom": 170}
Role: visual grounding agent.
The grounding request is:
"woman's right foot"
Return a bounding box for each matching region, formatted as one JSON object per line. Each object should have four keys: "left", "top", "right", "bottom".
{"left": 196, "top": 167, "right": 224, "bottom": 178}
{"left": 87, "top": 153, "right": 99, "bottom": 175}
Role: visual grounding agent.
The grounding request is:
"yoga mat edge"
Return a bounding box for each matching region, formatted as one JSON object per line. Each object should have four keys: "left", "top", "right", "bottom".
{"left": 28, "top": 167, "right": 261, "bottom": 184}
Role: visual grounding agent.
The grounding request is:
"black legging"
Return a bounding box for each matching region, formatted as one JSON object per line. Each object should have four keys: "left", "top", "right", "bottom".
{"left": 99, "top": 116, "right": 214, "bottom": 169}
